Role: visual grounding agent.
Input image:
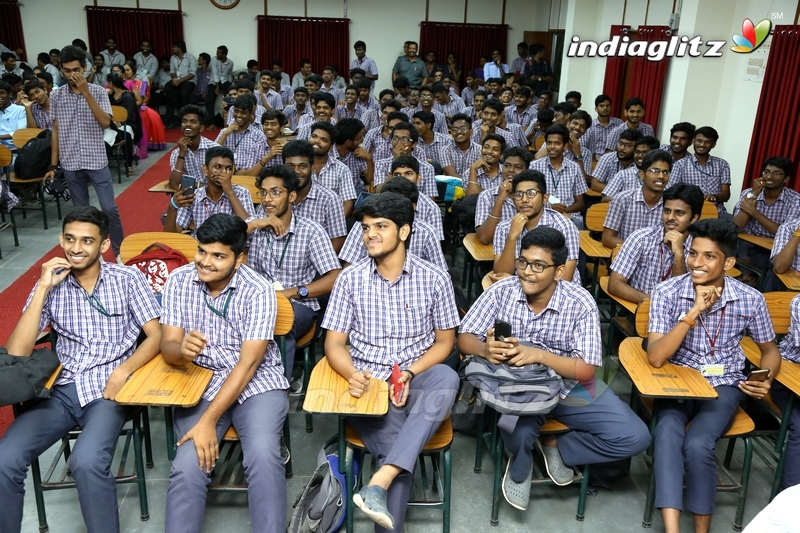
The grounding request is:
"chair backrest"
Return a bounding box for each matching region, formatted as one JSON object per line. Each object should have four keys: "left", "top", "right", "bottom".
{"left": 12, "top": 128, "right": 44, "bottom": 150}
{"left": 111, "top": 105, "right": 128, "bottom": 123}
{"left": 763, "top": 291, "right": 800, "bottom": 336}
{"left": 610, "top": 243, "right": 622, "bottom": 263}
{"left": 119, "top": 232, "right": 199, "bottom": 263}
{"left": 0, "top": 144, "right": 12, "bottom": 167}
{"left": 635, "top": 298, "right": 651, "bottom": 338}
{"left": 700, "top": 201, "right": 718, "bottom": 220}
{"left": 232, "top": 175, "right": 260, "bottom": 203}
{"left": 585, "top": 202, "right": 609, "bottom": 233}
{"left": 275, "top": 292, "right": 294, "bottom": 336}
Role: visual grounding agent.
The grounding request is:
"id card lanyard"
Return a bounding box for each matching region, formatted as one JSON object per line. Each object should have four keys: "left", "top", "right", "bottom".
{"left": 697, "top": 305, "right": 726, "bottom": 360}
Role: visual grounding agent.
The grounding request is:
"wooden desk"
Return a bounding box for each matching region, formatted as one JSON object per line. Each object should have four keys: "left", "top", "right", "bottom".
{"left": 44, "top": 364, "right": 62, "bottom": 390}
{"left": 232, "top": 175, "right": 259, "bottom": 201}
{"left": 463, "top": 233, "right": 494, "bottom": 299}
{"left": 149, "top": 180, "right": 176, "bottom": 194}
{"left": 738, "top": 233, "right": 774, "bottom": 251}
{"left": 741, "top": 336, "right": 800, "bottom": 396}
{"left": 579, "top": 231, "right": 612, "bottom": 296}
{"left": 599, "top": 276, "right": 637, "bottom": 314}
{"left": 585, "top": 189, "right": 602, "bottom": 198}
{"left": 116, "top": 354, "right": 212, "bottom": 407}
{"left": 303, "top": 357, "right": 388, "bottom": 416}
{"left": 776, "top": 268, "right": 800, "bottom": 291}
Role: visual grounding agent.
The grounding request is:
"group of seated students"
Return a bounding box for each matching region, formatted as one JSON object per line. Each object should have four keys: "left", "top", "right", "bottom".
{"left": 2, "top": 42, "right": 800, "bottom": 533}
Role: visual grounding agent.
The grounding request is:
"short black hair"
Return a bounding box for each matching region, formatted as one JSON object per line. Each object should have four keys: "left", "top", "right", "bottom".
{"left": 594, "top": 94, "right": 611, "bottom": 107}
{"left": 356, "top": 193, "right": 415, "bottom": 249}
{"left": 72, "top": 39, "right": 88, "bottom": 50}
{"left": 310, "top": 120, "right": 338, "bottom": 143}
{"left": 256, "top": 164, "right": 300, "bottom": 193}
{"left": 512, "top": 169, "right": 547, "bottom": 195}
{"left": 382, "top": 176, "right": 419, "bottom": 205}
{"left": 619, "top": 128, "right": 644, "bottom": 143}
{"left": 413, "top": 110, "right": 435, "bottom": 128}
{"left": 196, "top": 213, "right": 248, "bottom": 257}
{"left": 305, "top": 74, "right": 323, "bottom": 87}
{"left": 695, "top": 126, "right": 719, "bottom": 142}
{"left": 0, "top": 81, "right": 12, "bottom": 93}
{"left": 503, "top": 146, "right": 534, "bottom": 167}
{"left": 271, "top": 59, "right": 282, "bottom": 68}
{"left": 482, "top": 98, "right": 505, "bottom": 114}
{"left": 1, "top": 52, "right": 15, "bottom": 63}
{"left": 235, "top": 79, "right": 255, "bottom": 92}
{"left": 762, "top": 156, "right": 794, "bottom": 179}
{"left": 670, "top": 122, "right": 696, "bottom": 139}
{"left": 570, "top": 110, "right": 592, "bottom": 129}
{"left": 247, "top": 59, "right": 259, "bottom": 69}
{"left": 529, "top": 44, "right": 545, "bottom": 56}
{"left": 393, "top": 76, "right": 410, "bottom": 89}
{"left": 293, "top": 86, "right": 309, "bottom": 96}
{"left": 233, "top": 94, "right": 255, "bottom": 112}
{"left": 23, "top": 79, "right": 44, "bottom": 94}
{"left": 258, "top": 69, "right": 274, "bottom": 79}
{"left": 515, "top": 86, "right": 532, "bottom": 99}
{"left": 391, "top": 154, "right": 419, "bottom": 175}
{"left": 379, "top": 89, "right": 396, "bottom": 100}
{"left": 172, "top": 40, "right": 187, "bottom": 53}
{"left": 641, "top": 150, "right": 673, "bottom": 171}
{"left": 350, "top": 68, "right": 366, "bottom": 78}
{"left": 553, "top": 101, "right": 576, "bottom": 116}
{"left": 299, "top": 58, "right": 311, "bottom": 67}
{"left": 336, "top": 118, "right": 365, "bottom": 144}
{"left": 37, "top": 52, "right": 52, "bottom": 65}
{"left": 520, "top": 226, "right": 568, "bottom": 266}
{"left": 35, "top": 70, "right": 53, "bottom": 85}
{"left": 311, "top": 91, "right": 335, "bottom": 109}
{"left": 282, "top": 140, "right": 314, "bottom": 165}
{"left": 625, "top": 97, "right": 645, "bottom": 110}
{"left": 217, "top": 45, "right": 228, "bottom": 55}
{"left": 536, "top": 108, "right": 554, "bottom": 123}
{"left": 199, "top": 52, "right": 211, "bottom": 65}
{"left": 354, "top": 40, "right": 367, "bottom": 50}
{"left": 688, "top": 219, "right": 738, "bottom": 259}
{"left": 482, "top": 133, "right": 506, "bottom": 152}
{"left": 57, "top": 46, "right": 87, "bottom": 68}
{"left": 545, "top": 124, "right": 570, "bottom": 144}
{"left": 179, "top": 104, "right": 206, "bottom": 122}
{"left": 431, "top": 82, "right": 448, "bottom": 95}
{"left": 451, "top": 113, "right": 472, "bottom": 127}
{"left": 636, "top": 135, "right": 661, "bottom": 151}
{"left": 386, "top": 111, "right": 409, "bottom": 125}
{"left": 356, "top": 78, "right": 372, "bottom": 91}
{"left": 63, "top": 206, "right": 110, "bottom": 241}
{"left": 205, "top": 145, "right": 235, "bottom": 167}
{"left": 381, "top": 98, "right": 401, "bottom": 112}
{"left": 261, "top": 109, "right": 287, "bottom": 127}
{"left": 663, "top": 184, "right": 704, "bottom": 219}
{"left": 391, "top": 122, "right": 419, "bottom": 144}
{"left": 565, "top": 91, "right": 581, "bottom": 102}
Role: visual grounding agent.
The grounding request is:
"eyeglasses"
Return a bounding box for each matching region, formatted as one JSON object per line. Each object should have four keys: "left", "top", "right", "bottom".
{"left": 85, "top": 292, "right": 122, "bottom": 318}
{"left": 514, "top": 257, "right": 557, "bottom": 273}
{"left": 513, "top": 189, "right": 540, "bottom": 200}
{"left": 205, "top": 290, "right": 234, "bottom": 319}
{"left": 645, "top": 168, "right": 671, "bottom": 177}
{"left": 762, "top": 169, "right": 785, "bottom": 177}
{"left": 392, "top": 136, "right": 413, "bottom": 144}
{"left": 451, "top": 126, "right": 470, "bottom": 133}
{"left": 420, "top": 94, "right": 433, "bottom": 99}
{"left": 257, "top": 188, "right": 285, "bottom": 198}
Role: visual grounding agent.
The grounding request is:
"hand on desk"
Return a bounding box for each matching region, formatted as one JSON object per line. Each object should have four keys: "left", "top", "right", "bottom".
{"left": 103, "top": 367, "right": 129, "bottom": 401}
{"left": 349, "top": 369, "right": 371, "bottom": 398}
{"left": 177, "top": 418, "right": 219, "bottom": 473}
{"left": 182, "top": 330, "right": 208, "bottom": 363}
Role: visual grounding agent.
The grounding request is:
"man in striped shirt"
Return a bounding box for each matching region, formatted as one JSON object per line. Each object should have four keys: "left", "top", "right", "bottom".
{"left": 604, "top": 97, "right": 655, "bottom": 153}
{"left": 351, "top": 41, "right": 379, "bottom": 91}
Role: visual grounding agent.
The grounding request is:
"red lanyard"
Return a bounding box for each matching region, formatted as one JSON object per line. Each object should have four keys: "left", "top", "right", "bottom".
{"left": 697, "top": 306, "right": 726, "bottom": 357}
{"left": 659, "top": 244, "right": 673, "bottom": 281}
{"left": 203, "top": 194, "right": 227, "bottom": 219}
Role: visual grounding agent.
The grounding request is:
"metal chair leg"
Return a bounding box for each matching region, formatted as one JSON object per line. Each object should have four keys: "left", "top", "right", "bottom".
{"left": 734, "top": 437, "right": 753, "bottom": 532}
{"left": 443, "top": 449, "right": 452, "bottom": 533}
{"left": 31, "top": 458, "right": 49, "bottom": 533}
{"left": 132, "top": 414, "right": 150, "bottom": 521}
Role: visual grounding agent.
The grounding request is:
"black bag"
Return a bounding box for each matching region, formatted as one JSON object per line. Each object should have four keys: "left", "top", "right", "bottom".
{"left": 451, "top": 355, "right": 485, "bottom": 436}
{"left": 451, "top": 193, "right": 479, "bottom": 234}
{"left": 13, "top": 129, "right": 52, "bottom": 180}
{"left": 0, "top": 347, "right": 61, "bottom": 406}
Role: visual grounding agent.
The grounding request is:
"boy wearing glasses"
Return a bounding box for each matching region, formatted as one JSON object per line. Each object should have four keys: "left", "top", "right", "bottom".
{"left": 445, "top": 113, "right": 481, "bottom": 180}
{"left": 373, "top": 122, "right": 439, "bottom": 199}
{"left": 475, "top": 146, "right": 532, "bottom": 245}
{"left": 164, "top": 146, "right": 254, "bottom": 236}
{"left": 161, "top": 213, "right": 289, "bottom": 533}
{"left": 458, "top": 227, "right": 649, "bottom": 511}
{"left": 602, "top": 150, "right": 672, "bottom": 249}
{"left": 493, "top": 170, "right": 580, "bottom": 283}
{"left": 246, "top": 164, "right": 341, "bottom": 374}
{"left": 0, "top": 207, "right": 161, "bottom": 533}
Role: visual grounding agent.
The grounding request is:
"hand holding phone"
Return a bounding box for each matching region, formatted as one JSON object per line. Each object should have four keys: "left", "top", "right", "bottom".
{"left": 494, "top": 319, "right": 512, "bottom": 342}
{"left": 180, "top": 175, "right": 197, "bottom": 191}
{"left": 390, "top": 363, "right": 404, "bottom": 404}
{"left": 746, "top": 369, "right": 770, "bottom": 382}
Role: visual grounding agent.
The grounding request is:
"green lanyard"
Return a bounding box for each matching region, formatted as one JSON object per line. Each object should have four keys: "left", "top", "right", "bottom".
{"left": 266, "top": 233, "right": 293, "bottom": 271}
{"left": 547, "top": 165, "right": 561, "bottom": 193}
{"left": 205, "top": 289, "right": 234, "bottom": 319}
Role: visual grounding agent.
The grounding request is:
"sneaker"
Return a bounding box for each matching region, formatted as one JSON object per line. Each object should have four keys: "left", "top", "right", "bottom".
{"left": 502, "top": 456, "right": 531, "bottom": 510}
{"left": 280, "top": 437, "right": 290, "bottom": 465}
{"left": 353, "top": 485, "right": 394, "bottom": 530}
{"left": 536, "top": 440, "right": 575, "bottom": 486}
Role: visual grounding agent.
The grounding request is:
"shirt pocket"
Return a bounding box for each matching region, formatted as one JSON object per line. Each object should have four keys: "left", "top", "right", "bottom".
{"left": 400, "top": 304, "right": 429, "bottom": 338}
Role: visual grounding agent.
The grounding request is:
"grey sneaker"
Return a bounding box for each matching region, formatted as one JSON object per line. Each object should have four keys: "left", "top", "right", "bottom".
{"left": 280, "top": 437, "right": 290, "bottom": 465}
{"left": 536, "top": 440, "right": 574, "bottom": 486}
{"left": 353, "top": 485, "right": 395, "bottom": 530}
{"left": 502, "top": 456, "right": 531, "bottom": 510}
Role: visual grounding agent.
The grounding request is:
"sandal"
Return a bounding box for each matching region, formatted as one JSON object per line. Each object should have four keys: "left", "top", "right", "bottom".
{"left": 126, "top": 167, "right": 135, "bottom": 177}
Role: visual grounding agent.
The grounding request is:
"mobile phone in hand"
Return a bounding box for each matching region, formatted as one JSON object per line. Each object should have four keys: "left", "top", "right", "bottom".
{"left": 390, "top": 363, "right": 403, "bottom": 403}
{"left": 494, "top": 319, "right": 512, "bottom": 341}
{"left": 180, "top": 175, "right": 196, "bottom": 191}
{"left": 746, "top": 369, "right": 769, "bottom": 382}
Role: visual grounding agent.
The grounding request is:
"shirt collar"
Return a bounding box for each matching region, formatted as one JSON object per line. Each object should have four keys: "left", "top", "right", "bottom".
{"left": 66, "top": 260, "right": 110, "bottom": 290}
{"left": 634, "top": 187, "right": 663, "bottom": 208}
{"left": 371, "top": 253, "right": 414, "bottom": 281}
{"left": 191, "top": 263, "right": 240, "bottom": 295}
{"left": 512, "top": 276, "right": 566, "bottom": 315}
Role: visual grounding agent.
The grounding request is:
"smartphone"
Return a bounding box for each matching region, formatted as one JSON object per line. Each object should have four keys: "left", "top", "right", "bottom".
{"left": 390, "top": 363, "right": 403, "bottom": 403}
{"left": 494, "top": 319, "right": 512, "bottom": 342}
{"left": 223, "top": 96, "right": 235, "bottom": 105}
{"left": 746, "top": 369, "right": 770, "bottom": 382}
{"left": 180, "top": 175, "right": 196, "bottom": 191}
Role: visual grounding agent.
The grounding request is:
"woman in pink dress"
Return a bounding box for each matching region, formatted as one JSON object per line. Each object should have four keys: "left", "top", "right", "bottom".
{"left": 122, "top": 60, "right": 167, "bottom": 154}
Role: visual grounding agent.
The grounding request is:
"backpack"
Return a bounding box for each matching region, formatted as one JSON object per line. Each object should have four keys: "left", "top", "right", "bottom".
{"left": 287, "top": 435, "right": 360, "bottom": 533}
{"left": 124, "top": 243, "right": 189, "bottom": 295}
{"left": 451, "top": 193, "right": 479, "bottom": 234}
{"left": 0, "top": 347, "right": 61, "bottom": 407}
{"left": 13, "top": 129, "right": 52, "bottom": 180}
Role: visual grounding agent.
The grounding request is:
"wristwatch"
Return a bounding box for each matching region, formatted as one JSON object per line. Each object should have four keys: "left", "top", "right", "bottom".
{"left": 745, "top": 192, "right": 756, "bottom": 200}
{"left": 679, "top": 315, "right": 697, "bottom": 328}
{"left": 297, "top": 286, "right": 309, "bottom": 299}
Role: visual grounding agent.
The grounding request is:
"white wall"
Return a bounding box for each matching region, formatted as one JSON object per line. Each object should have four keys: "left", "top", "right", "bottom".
{"left": 18, "top": 0, "right": 545, "bottom": 93}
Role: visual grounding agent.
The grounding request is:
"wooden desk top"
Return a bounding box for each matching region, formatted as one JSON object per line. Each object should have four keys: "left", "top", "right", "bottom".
{"left": 741, "top": 336, "right": 800, "bottom": 397}
{"left": 116, "top": 354, "right": 212, "bottom": 407}
{"left": 231, "top": 175, "right": 259, "bottom": 200}
{"left": 738, "top": 233, "right": 774, "bottom": 251}
{"left": 44, "top": 364, "right": 62, "bottom": 390}
{"left": 776, "top": 269, "right": 800, "bottom": 291}
{"left": 149, "top": 180, "right": 176, "bottom": 194}
{"left": 463, "top": 233, "right": 495, "bottom": 262}
{"left": 585, "top": 189, "right": 602, "bottom": 197}
{"left": 599, "top": 276, "right": 637, "bottom": 314}
{"left": 303, "top": 357, "right": 389, "bottom": 416}
{"left": 579, "top": 230, "right": 612, "bottom": 259}
{"left": 619, "top": 338, "right": 718, "bottom": 400}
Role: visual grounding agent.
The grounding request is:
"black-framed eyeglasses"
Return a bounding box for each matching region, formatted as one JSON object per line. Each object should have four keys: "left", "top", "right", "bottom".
{"left": 762, "top": 169, "right": 785, "bottom": 177}
{"left": 515, "top": 257, "right": 557, "bottom": 273}
{"left": 205, "top": 290, "right": 234, "bottom": 319}
{"left": 257, "top": 188, "right": 285, "bottom": 198}
{"left": 451, "top": 125, "right": 470, "bottom": 133}
{"left": 513, "top": 189, "right": 540, "bottom": 200}
{"left": 392, "top": 136, "right": 413, "bottom": 144}
{"left": 85, "top": 292, "right": 122, "bottom": 317}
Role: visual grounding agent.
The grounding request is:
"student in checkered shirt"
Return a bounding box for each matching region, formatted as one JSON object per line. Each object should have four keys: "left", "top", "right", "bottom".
{"left": 323, "top": 193, "right": 459, "bottom": 532}
{"left": 603, "top": 97, "right": 655, "bottom": 153}
{"left": 333, "top": 118, "right": 373, "bottom": 194}
{"left": 670, "top": 126, "right": 732, "bottom": 217}
{"left": 647, "top": 219, "right": 781, "bottom": 532}
{"left": 459, "top": 227, "right": 649, "bottom": 511}
{"left": 161, "top": 213, "right": 289, "bottom": 533}
{"left": 0, "top": 207, "right": 161, "bottom": 533}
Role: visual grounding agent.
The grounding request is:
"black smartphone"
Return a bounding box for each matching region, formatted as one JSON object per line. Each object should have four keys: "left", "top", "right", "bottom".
{"left": 746, "top": 369, "right": 770, "bottom": 382}
{"left": 494, "top": 319, "right": 512, "bottom": 341}
{"left": 180, "top": 175, "right": 196, "bottom": 191}
{"left": 223, "top": 96, "right": 235, "bottom": 105}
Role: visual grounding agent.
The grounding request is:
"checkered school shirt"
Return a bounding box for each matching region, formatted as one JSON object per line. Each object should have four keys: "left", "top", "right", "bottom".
{"left": 247, "top": 211, "right": 340, "bottom": 311}
{"left": 256, "top": 88, "right": 284, "bottom": 111}
{"left": 225, "top": 105, "right": 266, "bottom": 127}
{"left": 459, "top": 276, "right": 602, "bottom": 399}
{"left": 215, "top": 123, "right": 267, "bottom": 172}
{"left": 360, "top": 109, "right": 381, "bottom": 132}
{"left": 770, "top": 217, "right": 800, "bottom": 271}
{"left": 314, "top": 155, "right": 358, "bottom": 202}
{"left": 493, "top": 211, "right": 581, "bottom": 284}
{"left": 351, "top": 56, "right": 379, "bottom": 90}
{"left": 602, "top": 165, "right": 641, "bottom": 198}
{"left": 416, "top": 109, "right": 448, "bottom": 135}
{"left": 322, "top": 253, "right": 460, "bottom": 380}
{"left": 505, "top": 123, "right": 529, "bottom": 148}
{"left": 277, "top": 84, "right": 294, "bottom": 106}
{"left": 471, "top": 123, "right": 517, "bottom": 148}
{"left": 169, "top": 137, "right": 220, "bottom": 186}
{"left": 373, "top": 157, "right": 438, "bottom": 197}
{"left": 670, "top": 153, "right": 731, "bottom": 213}
{"left": 529, "top": 157, "right": 588, "bottom": 224}
{"left": 334, "top": 104, "right": 364, "bottom": 121}
{"left": 50, "top": 83, "right": 113, "bottom": 171}
{"left": 779, "top": 294, "right": 800, "bottom": 363}
{"left": 175, "top": 184, "right": 255, "bottom": 235}
{"left": 357, "top": 97, "right": 381, "bottom": 115}
{"left": 161, "top": 264, "right": 289, "bottom": 401}
{"left": 282, "top": 103, "right": 312, "bottom": 130}
{"left": 650, "top": 274, "right": 775, "bottom": 388}
{"left": 505, "top": 105, "right": 537, "bottom": 128}
{"left": 292, "top": 180, "right": 348, "bottom": 239}
{"left": 603, "top": 187, "right": 663, "bottom": 241}
{"left": 419, "top": 132, "right": 456, "bottom": 168}
{"left": 26, "top": 263, "right": 160, "bottom": 406}
{"left": 448, "top": 142, "right": 482, "bottom": 182}
{"left": 433, "top": 94, "right": 465, "bottom": 117}
{"left": 604, "top": 122, "right": 655, "bottom": 152}
{"left": 610, "top": 224, "right": 691, "bottom": 294}
{"left": 474, "top": 168, "right": 504, "bottom": 192}
{"left": 475, "top": 189, "right": 516, "bottom": 228}
{"left": 339, "top": 219, "right": 447, "bottom": 270}
{"left": 592, "top": 152, "right": 633, "bottom": 184}
{"left": 32, "top": 103, "right": 53, "bottom": 130}
{"left": 733, "top": 187, "right": 800, "bottom": 238}
{"left": 582, "top": 117, "right": 624, "bottom": 156}
{"left": 333, "top": 148, "right": 369, "bottom": 193}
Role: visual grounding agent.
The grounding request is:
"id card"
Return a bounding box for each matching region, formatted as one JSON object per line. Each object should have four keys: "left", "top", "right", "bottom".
{"left": 548, "top": 195, "right": 561, "bottom": 205}
{"left": 700, "top": 364, "right": 724, "bottom": 377}
{"left": 272, "top": 281, "right": 284, "bottom": 291}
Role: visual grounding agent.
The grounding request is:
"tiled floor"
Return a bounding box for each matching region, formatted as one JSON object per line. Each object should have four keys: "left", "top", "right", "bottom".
{"left": 3, "top": 149, "right": 782, "bottom": 532}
